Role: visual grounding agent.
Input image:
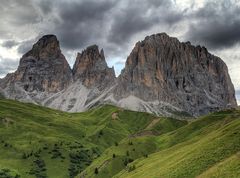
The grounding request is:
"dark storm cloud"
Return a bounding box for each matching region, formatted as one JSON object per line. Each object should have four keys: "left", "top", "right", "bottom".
{"left": 37, "top": 0, "right": 53, "bottom": 14}
{"left": 18, "top": 0, "right": 183, "bottom": 52}
{"left": 54, "top": 0, "right": 118, "bottom": 50}
{"left": 0, "top": 0, "right": 41, "bottom": 39}
{"left": 0, "top": 0, "right": 40, "bottom": 26}
{"left": 185, "top": 0, "right": 240, "bottom": 49}
{"left": 2, "top": 40, "right": 19, "bottom": 49}
{"left": 107, "top": 0, "right": 183, "bottom": 45}
{"left": 1, "top": 0, "right": 240, "bottom": 54}
{"left": 1, "top": 0, "right": 240, "bottom": 60}
{"left": 1, "top": 0, "right": 184, "bottom": 55}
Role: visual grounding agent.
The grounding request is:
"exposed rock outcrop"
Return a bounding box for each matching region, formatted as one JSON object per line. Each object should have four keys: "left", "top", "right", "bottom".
{"left": 73, "top": 45, "right": 116, "bottom": 90}
{"left": 0, "top": 33, "right": 237, "bottom": 117}
{"left": 0, "top": 35, "right": 72, "bottom": 93}
{"left": 44, "top": 45, "right": 116, "bottom": 112}
{"left": 113, "top": 33, "right": 237, "bottom": 116}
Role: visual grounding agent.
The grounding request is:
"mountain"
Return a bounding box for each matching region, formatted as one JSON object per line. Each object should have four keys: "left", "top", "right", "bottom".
{"left": 43, "top": 44, "right": 116, "bottom": 112}
{"left": 0, "top": 33, "right": 237, "bottom": 116}
{"left": 73, "top": 45, "right": 116, "bottom": 89}
{"left": 0, "top": 35, "right": 72, "bottom": 103}
{"left": 113, "top": 33, "right": 237, "bottom": 116}
{"left": 0, "top": 99, "right": 239, "bottom": 178}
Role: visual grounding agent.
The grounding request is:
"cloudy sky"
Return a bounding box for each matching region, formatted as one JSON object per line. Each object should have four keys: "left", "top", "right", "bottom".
{"left": 0, "top": 0, "right": 239, "bottom": 103}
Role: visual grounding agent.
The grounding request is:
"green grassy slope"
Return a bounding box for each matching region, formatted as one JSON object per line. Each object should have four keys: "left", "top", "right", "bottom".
{"left": 0, "top": 99, "right": 157, "bottom": 178}
{"left": 77, "top": 117, "right": 187, "bottom": 178}
{"left": 113, "top": 110, "right": 240, "bottom": 178}
{"left": 197, "top": 152, "right": 240, "bottom": 178}
{"left": 0, "top": 98, "right": 239, "bottom": 178}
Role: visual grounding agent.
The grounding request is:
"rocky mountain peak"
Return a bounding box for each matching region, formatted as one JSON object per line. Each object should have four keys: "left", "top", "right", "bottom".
{"left": 114, "top": 33, "right": 237, "bottom": 116}
{"left": 73, "top": 45, "right": 106, "bottom": 74}
{"left": 73, "top": 45, "right": 116, "bottom": 89}
{"left": 0, "top": 33, "right": 237, "bottom": 117}
{"left": 1, "top": 34, "right": 72, "bottom": 94}
{"left": 23, "top": 34, "right": 61, "bottom": 60}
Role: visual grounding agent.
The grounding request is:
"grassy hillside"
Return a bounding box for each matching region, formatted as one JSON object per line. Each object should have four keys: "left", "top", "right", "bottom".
{"left": 0, "top": 99, "right": 157, "bottom": 178}
{"left": 113, "top": 110, "right": 240, "bottom": 178}
{"left": 78, "top": 118, "right": 187, "bottom": 178}
{"left": 0, "top": 98, "right": 239, "bottom": 178}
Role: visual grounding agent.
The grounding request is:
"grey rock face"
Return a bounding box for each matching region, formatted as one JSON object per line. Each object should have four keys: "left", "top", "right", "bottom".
{"left": 114, "top": 33, "right": 237, "bottom": 116}
{"left": 73, "top": 45, "right": 116, "bottom": 90}
{"left": 0, "top": 35, "right": 72, "bottom": 93}
{"left": 0, "top": 33, "right": 237, "bottom": 117}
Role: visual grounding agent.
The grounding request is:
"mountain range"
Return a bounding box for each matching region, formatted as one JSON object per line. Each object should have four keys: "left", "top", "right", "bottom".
{"left": 0, "top": 33, "right": 239, "bottom": 178}
{"left": 0, "top": 33, "right": 237, "bottom": 117}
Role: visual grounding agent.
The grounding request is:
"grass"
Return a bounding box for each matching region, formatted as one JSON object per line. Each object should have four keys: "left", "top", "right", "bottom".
{"left": 113, "top": 110, "right": 240, "bottom": 178}
{"left": 0, "top": 99, "right": 155, "bottom": 178}
{"left": 77, "top": 117, "right": 187, "bottom": 178}
{"left": 197, "top": 152, "right": 240, "bottom": 178}
{"left": 0, "top": 98, "right": 239, "bottom": 178}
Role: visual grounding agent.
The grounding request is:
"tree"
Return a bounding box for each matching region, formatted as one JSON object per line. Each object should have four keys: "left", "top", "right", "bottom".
{"left": 94, "top": 167, "right": 98, "bottom": 174}
{"left": 22, "top": 153, "right": 27, "bottom": 159}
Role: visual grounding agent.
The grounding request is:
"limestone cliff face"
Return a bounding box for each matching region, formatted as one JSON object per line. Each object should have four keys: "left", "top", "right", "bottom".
{"left": 73, "top": 45, "right": 116, "bottom": 90}
{"left": 114, "top": 33, "right": 237, "bottom": 116}
{"left": 0, "top": 35, "right": 72, "bottom": 93}
{"left": 43, "top": 45, "right": 116, "bottom": 112}
{"left": 0, "top": 33, "right": 237, "bottom": 116}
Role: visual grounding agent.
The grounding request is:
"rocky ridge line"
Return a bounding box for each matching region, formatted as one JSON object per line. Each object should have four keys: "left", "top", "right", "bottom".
{"left": 0, "top": 33, "right": 237, "bottom": 117}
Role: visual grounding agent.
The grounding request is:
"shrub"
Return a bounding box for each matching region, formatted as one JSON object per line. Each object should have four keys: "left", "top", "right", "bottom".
{"left": 128, "top": 141, "right": 133, "bottom": 145}
{"left": 128, "top": 165, "right": 136, "bottom": 172}
{"left": 123, "top": 158, "right": 134, "bottom": 166}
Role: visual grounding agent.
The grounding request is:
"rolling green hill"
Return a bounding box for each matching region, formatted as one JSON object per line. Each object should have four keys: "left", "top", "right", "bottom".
{"left": 113, "top": 110, "right": 240, "bottom": 178}
{"left": 0, "top": 99, "right": 159, "bottom": 178}
{"left": 0, "top": 99, "right": 239, "bottom": 178}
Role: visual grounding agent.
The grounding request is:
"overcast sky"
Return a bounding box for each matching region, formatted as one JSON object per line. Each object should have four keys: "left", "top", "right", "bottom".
{"left": 0, "top": 0, "right": 239, "bottom": 103}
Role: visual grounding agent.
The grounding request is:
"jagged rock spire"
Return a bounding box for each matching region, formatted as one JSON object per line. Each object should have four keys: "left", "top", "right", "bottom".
{"left": 73, "top": 45, "right": 116, "bottom": 89}
{"left": 1, "top": 35, "right": 72, "bottom": 93}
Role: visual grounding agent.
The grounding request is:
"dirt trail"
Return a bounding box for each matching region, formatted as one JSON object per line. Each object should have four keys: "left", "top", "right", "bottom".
{"left": 129, "top": 130, "right": 155, "bottom": 138}
{"left": 129, "top": 118, "right": 161, "bottom": 138}
{"left": 145, "top": 118, "right": 160, "bottom": 129}
{"left": 98, "top": 159, "right": 111, "bottom": 170}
